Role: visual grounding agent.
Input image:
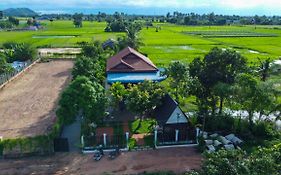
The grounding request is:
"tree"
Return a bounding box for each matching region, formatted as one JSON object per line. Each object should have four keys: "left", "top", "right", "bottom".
{"left": 73, "top": 13, "right": 83, "bottom": 28}
{"left": 186, "top": 144, "right": 281, "bottom": 175}
{"left": 72, "top": 56, "right": 105, "bottom": 84}
{"left": 109, "top": 82, "right": 127, "bottom": 111}
{"left": 8, "top": 16, "right": 19, "bottom": 26}
{"left": 231, "top": 74, "right": 279, "bottom": 129}
{"left": 56, "top": 76, "right": 107, "bottom": 125}
{"left": 117, "top": 23, "right": 143, "bottom": 50}
{"left": 126, "top": 81, "right": 165, "bottom": 117}
{"left": 166, "top": 61, "right": 189, "bottom": 101}
{"left": 258, "top": 58, "right": 271, "bottom": 81}
{"left": 79, "top": 41, "right": 103, "bottom": 58}
{"left": 207, "top": 12, "right": 215, "bottom": 25}
{"left": 0, "top": 21, "right": 13, "bottom": 29}
{"left": 189, "top": 47, "right": 246, "bottom": 115}
{"left": 213, "top": 82, "right": 232, "bottom": 114}
{"left": 2, "top": 43, "right": 36, "bottom": 62}
{"left": 27, "top": 18, "right": 34, "bottom": 26}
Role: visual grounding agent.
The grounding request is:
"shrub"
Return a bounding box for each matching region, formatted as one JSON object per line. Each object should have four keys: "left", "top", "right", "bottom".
{"left": 252, "top": 121, "right": 279, "bottom": 139}
{"left": 2, "top": 42, "right": 18, "bottom": 49}
{"left": 2, "top": 43, "right": 37, "bottom": 62}
{"left": 205, "top": 115, "right": 235, "bottom": 133}
{"left": 128, "top": 138, "right": 136, "bottom": 150}
{"left": 12, "top": 43, "right": 37, "bottom": 61}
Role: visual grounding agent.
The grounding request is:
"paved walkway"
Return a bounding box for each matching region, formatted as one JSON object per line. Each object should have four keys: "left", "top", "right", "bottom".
{"left": 61, "top": 117, "right": 81, "bottom": 152}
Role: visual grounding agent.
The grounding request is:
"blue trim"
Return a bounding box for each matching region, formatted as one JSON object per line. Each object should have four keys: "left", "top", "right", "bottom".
{"left": 107, "top": 69, "right": 166, "bottom": 84}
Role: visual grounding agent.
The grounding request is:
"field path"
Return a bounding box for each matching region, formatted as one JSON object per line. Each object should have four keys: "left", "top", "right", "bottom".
{"left": 0, "top": 60, "right": 73, "bottom": 138}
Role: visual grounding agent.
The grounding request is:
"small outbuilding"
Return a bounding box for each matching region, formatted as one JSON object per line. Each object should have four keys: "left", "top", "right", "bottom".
{"left": 153, "top": 94, "right": 193, "bottom": 143}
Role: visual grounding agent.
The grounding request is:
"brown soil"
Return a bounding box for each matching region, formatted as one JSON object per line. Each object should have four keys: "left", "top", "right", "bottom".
{"left": 0, "top": 60, "right": 73, "bottom": 138}
{"left": 0, "top": 147, "right": 202, "bottom": 175}
{"left": 132, "top": 134, "right": 150, "bottom": 146}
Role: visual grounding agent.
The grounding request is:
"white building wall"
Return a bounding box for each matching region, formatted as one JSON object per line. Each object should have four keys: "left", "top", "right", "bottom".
{"left": 166, "top": 107, "right": 188, "bottom": 124}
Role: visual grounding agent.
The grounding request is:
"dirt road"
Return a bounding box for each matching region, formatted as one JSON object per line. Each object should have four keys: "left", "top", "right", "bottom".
{"left": 0, "top": 60, "right": 73, "bottom": 138}
{"left": 0, "top": 147, "right": 202, "bottom": 175}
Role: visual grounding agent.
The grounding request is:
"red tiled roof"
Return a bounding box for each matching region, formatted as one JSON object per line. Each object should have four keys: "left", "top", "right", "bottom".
{"left": 106, "top": 47, "right": 158, "bottom": 72}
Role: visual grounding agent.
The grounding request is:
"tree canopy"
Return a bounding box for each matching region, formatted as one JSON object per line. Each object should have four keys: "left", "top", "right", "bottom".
{"left": 56, "top": 76, "right": 107, "bottom": 124}
{"left": 73, "top": 13, "right": 83, "bottom": 28}
{"left": 189, "top": 47, "right": 247, "bottom": 115}
{"left": 166, "top": 61, "right": 189, "bottom": 101}
{"left": 117, "top": 23, "right": 143, "bottom": 50}
{"left": 125, "top": 80, "right": 166, "bottom": 117}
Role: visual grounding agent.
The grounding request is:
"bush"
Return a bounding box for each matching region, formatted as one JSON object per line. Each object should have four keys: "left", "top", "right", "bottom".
{"left": 205, "top": 115, "right": 235, "bottom": 133}
{"left": 2, "top": 43, "right": 37, "bottom": 62}
{"left": 12, "top": 43, "right": 37, "bottom": 61}
{"left": 130, "top": 118, "right": 157, "bottom": 134}
{"left": 0, "top": 21, "right": 13, "bottom": 29}
{"left": 2, "top": 42, "right": 18, "bottom": 49}
{"left": 0, "top": 57, "right": 14, "bottom": 74}
{"left": 128, "top": 138, "right": 136, "bottom": 150}
{"left": 252, "top": 121, "right": 279, "bottom": 139}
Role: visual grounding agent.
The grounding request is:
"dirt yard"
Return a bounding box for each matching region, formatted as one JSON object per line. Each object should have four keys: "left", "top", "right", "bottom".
{"left": 0, "top": 147, "right": 202, "bottom": 175}
{"left": 0, "top": 60, "right": 73, "bottom": 138}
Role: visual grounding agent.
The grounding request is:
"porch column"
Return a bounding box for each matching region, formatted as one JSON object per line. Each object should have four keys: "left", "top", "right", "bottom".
{"left": 125, "top": 132, "right": 129, "bottom": 148}
{"left": 175, "top": 129, "right": 179, "bottom": 142}
{"left": 154, "top": 130, "right": 158, "bottom": 147}
{"left": 103, "top": 133, "right": 107, "bottom": 147}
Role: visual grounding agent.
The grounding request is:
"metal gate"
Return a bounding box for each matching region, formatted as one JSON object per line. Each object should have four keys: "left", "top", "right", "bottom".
{"left": 54, "top": 138, "right": 69, "bottom": 152}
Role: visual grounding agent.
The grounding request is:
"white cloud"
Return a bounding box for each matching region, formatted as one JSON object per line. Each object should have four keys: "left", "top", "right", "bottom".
{"left": 1, "top": 0, "right": 281, "bottom": 14}
{"left": 218, "top": 0, "right": 281, "bottom": 9}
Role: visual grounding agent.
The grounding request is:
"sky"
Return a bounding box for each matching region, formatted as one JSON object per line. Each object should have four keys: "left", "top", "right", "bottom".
{"left": 1, "top": 0, "right": 281, "bottom": 16}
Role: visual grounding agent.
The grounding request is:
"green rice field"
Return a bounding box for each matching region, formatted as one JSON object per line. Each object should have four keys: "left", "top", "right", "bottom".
{"left": 0, "top": 20, "right": 281, "bottom": 65}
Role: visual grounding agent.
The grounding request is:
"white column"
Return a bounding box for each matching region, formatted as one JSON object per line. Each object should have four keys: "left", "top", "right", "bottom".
{"left": 175, "top": 129, "right": 179, "bottom": 142}
{"left": 196, "top": 127, "right": 200, "bottom": 137}
{"left": 196, "top": 127, "right": 200, "bottom": 143}
{"left": 81, "top": 135, "right": 84, "bottom": 147}
{"left": 125, "top": 132, "right": 129, "bottom": 148}
{"left": 154, "top": 130, "right": 158, "bottom": 147}
{"left": 103, "top": 133, "right": 107, "bottom": 147}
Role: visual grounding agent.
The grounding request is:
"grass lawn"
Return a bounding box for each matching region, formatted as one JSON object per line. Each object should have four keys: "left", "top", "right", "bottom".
{"left": 130, "top": 118, "right": 157, "bottom": 134}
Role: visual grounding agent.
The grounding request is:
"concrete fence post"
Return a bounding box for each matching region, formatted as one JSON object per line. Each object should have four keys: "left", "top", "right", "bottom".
{"left": 154, "top": 130, "right": 158, "bottom": 147}
{"left": 175, "top": 129, "right": 179, "bottom": 142}
{"left": 196, "top": 127, "right": 200, "bottom": 143}
{"left": 125, "top": 132, "right": 129, "bottom": 148}
{"left": 103, "top": 133, "right": 107, "bottom": 147}
{"left": 81, "top": 135, "right": 84, "bottom": 148}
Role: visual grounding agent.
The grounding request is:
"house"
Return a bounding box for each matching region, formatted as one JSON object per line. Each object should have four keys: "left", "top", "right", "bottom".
{"left": 153, "top": 94, "right": 194, "bottom": 143}
{"left": 106, "top": 47, "right": 166, "bottom": 84}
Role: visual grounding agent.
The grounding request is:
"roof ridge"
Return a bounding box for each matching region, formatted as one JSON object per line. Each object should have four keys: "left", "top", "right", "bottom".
{"left": 127, "top": 47, "right": 158, "bottom": 69}
{"left": 107, "top": 46, "right": 158, "bottom": 72}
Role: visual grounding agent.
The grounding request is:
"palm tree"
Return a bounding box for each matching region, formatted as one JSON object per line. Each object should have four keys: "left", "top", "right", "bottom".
{"left": 118, "top": 23, "right": 143, "bottom": 50}
{"left": 258, "top": 58, "right": 271, "bottom": 81}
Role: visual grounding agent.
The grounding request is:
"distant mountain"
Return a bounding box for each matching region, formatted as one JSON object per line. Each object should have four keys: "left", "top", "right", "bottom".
{"left": 3, "top": 8, "right": 38, "bottom": 17}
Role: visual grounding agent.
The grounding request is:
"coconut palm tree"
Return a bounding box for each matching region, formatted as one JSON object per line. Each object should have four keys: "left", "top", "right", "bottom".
{"left": 118, "top": 23, "right": 143, "bottom": 50}
{"left": 258, "top": 58, "right": 271, "bottom": 81}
